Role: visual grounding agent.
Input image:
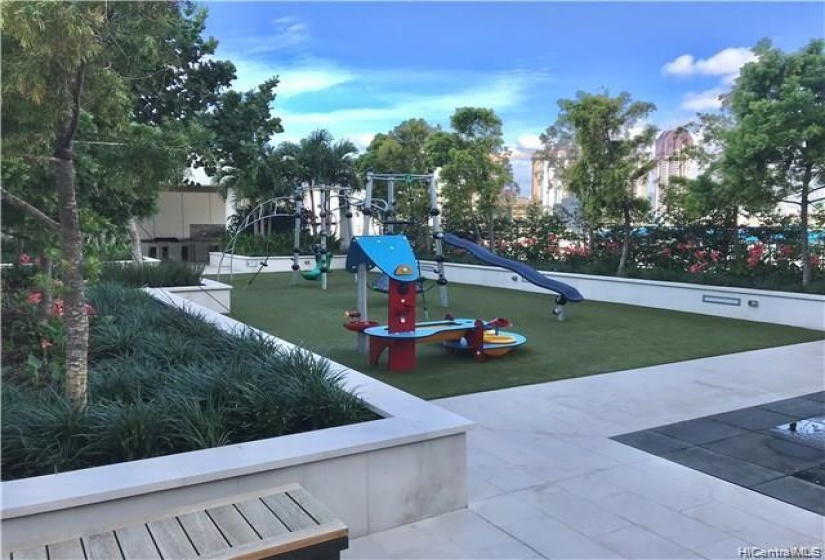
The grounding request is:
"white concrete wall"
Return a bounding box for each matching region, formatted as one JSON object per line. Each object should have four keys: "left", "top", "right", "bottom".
{"left": 1, "top": 291, "right": 472, "bottom": 550}
{"left": 163, "top": 278, "right": 232, "bottom": 314}
{"left": 209, "top": 253, "right": 347, "bottom": 275}
{"left": 137, "top": 190, "right": 226, "bottom": 240}
{"left": 421, "top": 261, "right": 825, "bottom": 331}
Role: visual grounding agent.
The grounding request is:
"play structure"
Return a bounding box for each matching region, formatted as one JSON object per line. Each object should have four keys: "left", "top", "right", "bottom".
{"left": 441, "top": 232, "right": 584, "bottom": 319}
{"left": 343, "top": 172, "right": 550, "bottom": 371}
{"left": 218, "top": 183, "right": 356, "bottom": 289}
{"left": 344, "top": 234, "right": 527, "bottom": 371}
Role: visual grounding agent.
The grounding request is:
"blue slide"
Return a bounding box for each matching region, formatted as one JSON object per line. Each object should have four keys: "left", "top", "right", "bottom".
{"left": 442, "top": 233, "right": 584, "bottom": 303}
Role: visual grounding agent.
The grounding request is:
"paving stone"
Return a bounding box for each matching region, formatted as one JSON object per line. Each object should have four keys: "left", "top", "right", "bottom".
{"left": 793, "top": 463, "right": 825, "bottom": 487}
{"left": 651, "top": 418, "right": 751, "bottom": 445}
{"left": 594, "top": 525, "right": 703, "bottom": 559}
{"left": 611, "top": 430, "right": 691, "bottom": 455}
{"left": 752, "top": 476, "right": 825, "bottom": 516}
{"left": 662, "top": 446, "right": 785, "bottom": 488}
{"left": 758, "top": 397, "right": 825, "bottom": 419}
{"left": 702, "top": 432, "right": 824, "bottom": 475}
{"left": 707, "top": 407, "right": 797, "bottom": 431}
{"left": 803, "top": 391, "right": 825, "bottom": 403}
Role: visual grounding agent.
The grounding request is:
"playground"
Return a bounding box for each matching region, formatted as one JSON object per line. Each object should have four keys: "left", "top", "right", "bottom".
{"left": 217, "top": 171, "right": 823, "bottom": 398}
{"left": 224, "top": 271, "right": 822, "bottom": 399}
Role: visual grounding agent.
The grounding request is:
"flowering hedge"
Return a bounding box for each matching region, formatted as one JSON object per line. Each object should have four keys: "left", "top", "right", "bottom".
{"left": 435, "top": 220, "right": 825, "bottom": 293}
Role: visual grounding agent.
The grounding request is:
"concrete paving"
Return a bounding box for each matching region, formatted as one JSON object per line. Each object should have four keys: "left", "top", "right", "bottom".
{"left": 344, "top": 340, "right": 825, "bottom": 559}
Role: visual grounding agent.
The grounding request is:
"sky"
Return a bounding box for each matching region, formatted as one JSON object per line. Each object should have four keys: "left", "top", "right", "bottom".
{"left": 200, "top": 1, "right": 824, "bottom": 194}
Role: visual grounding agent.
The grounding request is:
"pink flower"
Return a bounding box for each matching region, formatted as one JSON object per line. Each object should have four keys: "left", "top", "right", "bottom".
{"left": 694, "top": 250, "right": 706, "bottom": 260}
{"left": 26, "top": 291, "right": 42, "bottom": 305}
{"left": 84, "top": 303, "right": 96, "bottom": 316}
{"left": 50, "top": 298, "right": 64, "bottom": 317}
{"left": 661, "top": 247, "right": 672, "bottom": 257}
{"left": 40, "top": 339, "right": 53, "bottom": 349}
{"left": 19, "top": 253, "right": 32, "bottom": 265}
{"left": 710, "top": 250, "right": 721, "bottom": 263}
{"left": 688, "top": 262, "right": 709, "bottom": 274}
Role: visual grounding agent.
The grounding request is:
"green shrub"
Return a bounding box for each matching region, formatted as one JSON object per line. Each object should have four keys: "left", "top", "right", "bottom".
{"left": 1, "top": 284, "right": 379, "bottom": 480}
{"left": 219, "top": 231, "right": 342, "bottom": 256}
{"left": 97, "top": 260, "right": 204, "bottom": 287}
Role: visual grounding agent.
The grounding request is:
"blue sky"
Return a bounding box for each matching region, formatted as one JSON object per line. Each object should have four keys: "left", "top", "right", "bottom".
{"left": 201, "top": 1, "right": 823, "bottom": 193}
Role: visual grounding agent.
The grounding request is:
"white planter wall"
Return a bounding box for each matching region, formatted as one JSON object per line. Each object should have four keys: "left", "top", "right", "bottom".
{"left": 209, "top": 253, "right": 347, "bottom": 275}
{"left": 162, "top": 278, "right": 232, "bottom": 314}
{"left": 421, "top": 261, "right": 825, "bottom": 331}
{"left": 1, "top": 291, "right": 472, "bottom": 551}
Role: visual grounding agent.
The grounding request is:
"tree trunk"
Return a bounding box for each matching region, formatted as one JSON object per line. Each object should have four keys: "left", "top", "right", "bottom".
{"left": 55, "top": 64, "right": 89, "bottom": 408}
{"left": 55, "top": 151, "right": 89, "bottom": 408}
{"left": 800, "top": 164, "right": 812, "bottom": 287}
{"left": 617, "top": 205, "right": 632, "bottom": 277}
{"left": 128, "top": 218, "right": 143, "bottom": 262}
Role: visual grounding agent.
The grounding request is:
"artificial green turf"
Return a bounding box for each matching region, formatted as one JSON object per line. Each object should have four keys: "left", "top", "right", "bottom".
{"left": 220, "top": 272, "right": 824, "bottom": 400}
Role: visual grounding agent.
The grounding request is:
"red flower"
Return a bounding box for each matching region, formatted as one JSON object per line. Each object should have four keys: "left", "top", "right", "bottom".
{"left": 19, "top": 253, "right": 32, "bottom": 265}
{"left": 661, "top": 247, "right": 672, "bottom": 257}
{"left": 710, "top": 250, "right": 721, "bottom": 263}
{"left": 84, "top": 302, "right": 96, "bottom": 316}
{"left": 26, "top": 291, "right": 42, "bottom": 305}
{"left": 50, "top": 298, "right": 64, "bottom": 317}
{"left": 689, "top": 262, "right": 709, "bottom": 274}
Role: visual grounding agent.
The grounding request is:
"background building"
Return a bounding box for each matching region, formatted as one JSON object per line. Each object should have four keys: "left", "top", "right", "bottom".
{"left": 650, "top": 129, "right": 697, "bottom": 216}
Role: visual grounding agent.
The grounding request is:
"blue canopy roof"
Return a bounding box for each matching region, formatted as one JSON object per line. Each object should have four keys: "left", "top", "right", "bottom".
{"left": 345, "top": 235, "right": 420, "bottom": 281}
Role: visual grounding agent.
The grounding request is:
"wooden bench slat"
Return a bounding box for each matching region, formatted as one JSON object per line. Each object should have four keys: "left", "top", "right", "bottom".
{"left": 178, "top": 510, "right": 230, "bottom": 556}
{"left": 261, "top": 493, "right": 316, "bottom": 532}
{"left": 206, "top": 505, "right": 260, "bottom": 547}
{"left": 46, "top": 538, "right": 86, "bottom": 560}
{"left": 83, "top": 532, "right": 122, "bottom": 560}
{"left": 113, "top": 525, "right": 160, "bottom": 560}
{"left": 147, "top": 517, "right": 198, "bottom": 559}
{"left": 199, "top": 522, "right": 348, "bottom": 560}
{"left": 9, "top": 546, "right": 49, "bottom": 560}
{"left": 286, "top": 488, "right": 337, "bottom": 525}
{"left": 234, "top": 498, "right": 290, "bottom": 539}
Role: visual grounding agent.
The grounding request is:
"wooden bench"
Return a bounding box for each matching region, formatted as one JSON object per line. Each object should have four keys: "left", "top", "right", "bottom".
{"left": 6, "top": 484, "right": 348, "bottom": 560}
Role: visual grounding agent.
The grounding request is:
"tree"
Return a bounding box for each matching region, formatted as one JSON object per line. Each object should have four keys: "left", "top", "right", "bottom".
{"left": 201, "top": 78, "right": 284, "bottom": 205}
{"left": 427, "top": 107, "right": 513, "bottom": 247}
{"left": 724, "top": 38, "right": 825, "bottom": 286}
{"left": 1, "top": 2, "right": 237, "bottom": 406}
{"left": 556, "top": 91, "right": 657, "bottom": 276}
{"left": 275, "top": 129, "right": 359, "bottom": 236}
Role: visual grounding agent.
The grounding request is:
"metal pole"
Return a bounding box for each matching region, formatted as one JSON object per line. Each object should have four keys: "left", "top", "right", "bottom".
{"left": 429, "top": 171, "right": 449, "bottom": 307}
{"left": 320, "top": 186, "right": 328, "bottom": 290}
{"left": 363, "top": 173, "right": 374, "bottom": 236}
{"left": 291, "top": 186, "right": 303, "bottom": 285}
{"left": 387, "top": 178, "right": 395, "bottom": 235}
{"left": 356, "top": 263, "right": 368, "bottom": 354}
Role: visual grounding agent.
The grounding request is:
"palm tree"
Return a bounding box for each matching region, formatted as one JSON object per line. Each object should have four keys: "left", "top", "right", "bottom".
{"left": 275, "top": 129, "right": 359, "bottom": 235}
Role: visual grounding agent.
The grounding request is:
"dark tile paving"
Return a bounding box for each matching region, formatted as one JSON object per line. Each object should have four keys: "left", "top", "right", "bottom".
{"left": 612, "top": 393, "right": 825, "bottom": 516}
{"left": 753, "top": 477, "right": 825, "bottom": 516}
{"left": 661, "top": 447, "right": 785, "bottom": 487}
{"left": 611, "top": 430, "right": 692, "bottom": 455}
{"left": 758, "top": 396, "right": 825, "bottom": 419}
{"left": 651, "top": 417, "right": 749, "bottom": 445}
{"left": 708, "top": 407, "right": 797, "bottom": 431}
{"left": 702, "top": 432, "right": 823, "bottom": 474}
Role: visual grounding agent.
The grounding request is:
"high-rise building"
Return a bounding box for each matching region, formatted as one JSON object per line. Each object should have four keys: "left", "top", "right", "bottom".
{"left": 530, "top": 149, "right": 573, "bottom": 210}
{"left": 651, "top": 129, "right": 697, "bottom": 215}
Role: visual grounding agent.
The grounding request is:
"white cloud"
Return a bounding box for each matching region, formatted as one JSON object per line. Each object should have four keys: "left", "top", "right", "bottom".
{"left": 227, "top": 57, "right": 354, "bottom": 98}
{"left": 663, "top": 47, "right": 756, "bottom": 77}
{"left": 681, "top": 87, "right": 726, "bottom": 111}
{"left": 662, "top": 54, "right": 695, "bottom": 76}
{"left": 516, "top": 134, "right": 543, "bottom": 150}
